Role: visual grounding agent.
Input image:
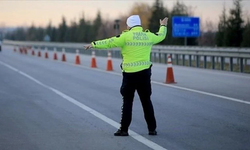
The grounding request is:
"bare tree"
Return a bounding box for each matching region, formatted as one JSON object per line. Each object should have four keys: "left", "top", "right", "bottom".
{"left": 199, "top": 19, "right": 216, "bottom": 46}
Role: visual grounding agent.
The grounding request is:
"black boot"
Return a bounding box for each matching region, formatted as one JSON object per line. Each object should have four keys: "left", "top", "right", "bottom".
{"left": 114, "top": 129, "right": 129, "bottom": 136}
{"left": 148, "top": 130, "right": 157, "bottom": 135}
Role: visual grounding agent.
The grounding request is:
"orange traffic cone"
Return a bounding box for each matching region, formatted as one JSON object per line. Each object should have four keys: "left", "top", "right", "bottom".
{"left": 38, "top": 48, "right": 41, "bottom": 57}
{"left": 53, "top": 48, "right": 58, "bottom": 60}
{"left": 106, "top": 51, "right": 113, "bottom": 71}
{"left": 61, "top": 48, "right": 66, "bottom": 62}
{"left": 75, "top": 49, "right": 81, "bottom": 65}
{"left": 44, "top": 48, "right": 49, "bottom": 59}
{"left": 91, "top": 51, "right": 97, "bottom": 68}
{"left": 165, "top": 54, "right": 176, "bottom": 84}
{"left": 31, "top": 47, "right": 35, "bottom": 56}
{"left": 19, "top": 47, "right": 22, "bottom": 54}
{"left": 21, "top": 47, "right": 25, "bottom": 54}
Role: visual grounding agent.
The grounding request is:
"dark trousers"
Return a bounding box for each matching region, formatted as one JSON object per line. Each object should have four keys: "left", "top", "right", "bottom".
{"left": 119, "top": 67, "right": 156, "bottom": 132}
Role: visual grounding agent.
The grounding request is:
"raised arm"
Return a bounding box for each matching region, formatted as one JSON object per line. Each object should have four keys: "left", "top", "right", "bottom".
{"left": 150, "top": 17, "right": 168, "bottom": 44}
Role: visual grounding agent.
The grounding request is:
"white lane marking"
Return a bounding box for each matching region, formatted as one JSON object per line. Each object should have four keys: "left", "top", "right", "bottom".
{"left": 162, "top": 64, "right": 250, "bottom": 79}
{"left": 151, "top": 81, "right": 250, "bottom": 105}
{"left": 0, "top": 61, "right": 167, "bottom": 150}
{"left": 63, "top": 61, "right": 250, "bottom": 106}
{"left": 2, "top": 51, "right": 250, "bottom": 106}
{"left": 199, "top": 70, "right": 250, "bottom": 79}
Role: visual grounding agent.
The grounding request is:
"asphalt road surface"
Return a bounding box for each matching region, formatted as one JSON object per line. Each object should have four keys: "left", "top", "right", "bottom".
{"left": 0, "top": 45, "right": 250, "bottom": 150}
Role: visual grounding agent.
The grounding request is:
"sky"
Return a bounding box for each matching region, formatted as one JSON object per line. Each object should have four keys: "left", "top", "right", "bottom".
{"left": 0, "top": 0, "right": 250, "bottom": 28}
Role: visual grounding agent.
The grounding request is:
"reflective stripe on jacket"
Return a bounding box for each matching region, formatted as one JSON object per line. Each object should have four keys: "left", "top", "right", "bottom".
{"left": 91, "top": 25, "right": 167, "bottom": 73}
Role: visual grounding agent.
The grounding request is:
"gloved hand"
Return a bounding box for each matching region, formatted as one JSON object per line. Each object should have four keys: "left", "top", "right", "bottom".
{"left": 84, "top": 44, "right": 92, "bottom": 50}
{"left": 160, "top": 17, "right": 168, "bottom": 26}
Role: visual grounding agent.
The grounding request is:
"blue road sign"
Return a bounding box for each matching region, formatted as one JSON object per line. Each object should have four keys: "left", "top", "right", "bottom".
{"left": 172, "top": 16, "right": 200, "bottom": 37}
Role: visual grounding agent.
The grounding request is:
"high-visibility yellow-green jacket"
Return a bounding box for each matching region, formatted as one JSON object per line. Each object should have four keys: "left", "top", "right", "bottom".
{"left": 91, "top": 25, "right": 167, "bottom": 73}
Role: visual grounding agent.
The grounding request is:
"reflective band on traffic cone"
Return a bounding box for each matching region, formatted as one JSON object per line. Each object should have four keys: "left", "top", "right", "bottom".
{"left": 75, "top": 49, "right": 80, "bottom": 65}
{"left": 61, "top": 48, "right": 66, "bottom": 62}
{"left": 53, "top": 48, "right": 57, "bottom": 60}
{"left": 91, "top": 51, "right": 97, "bottom": 68}
{"left": 45, "top": 47, "right": 49, "bottom": 59}
{"left": 106, "top": 51, "right": 113, "bottom": 71}
{"left": 165, "top": 54, "right": 176, "bottom": 84}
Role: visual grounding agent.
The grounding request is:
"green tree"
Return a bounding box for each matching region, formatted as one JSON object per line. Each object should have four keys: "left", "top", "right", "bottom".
{"left": 93, "top": 11, "right": 102, "bottom": 40}
{"left": 84, "top": 21, "right": 93, "bottom": 42}
{"left": 26, "top": 24, "right": 37, "bottom": 41}
{"left": 225, "top": 0, "right": 244, "bottom": 47}
{"left": 45, "top": 21, "right": 52, "bottom": 40}
{"left": 77, "top": 14, "right": 87, "bottom": 42}
{"left": 216, "top": 4, "right": 227, "bottom": 47}
{"left": 241, "top": 19, "right": 250, "bottom": 47}
{"left": 50, "top": 27, "right": 57, "bottom": 42}
{"left": 16, "top": 28, "right": 26, "bottom": 41}
{"left": 35, "top": 27, "right": 45, "bottom": 41}
{"left": 76, "top": 13, "right": 94, "bottom": 43}
{"left": 67, "top": 20, "right": 78, "bottom": 42}
{"left": 57, "top": 17, "right": 68, "bottom": 42}
{"left": 148, "top": 0, "right": 165, "bottom": 33}
{"left": 148, "top": 0, "right": 170, "bottom": 45}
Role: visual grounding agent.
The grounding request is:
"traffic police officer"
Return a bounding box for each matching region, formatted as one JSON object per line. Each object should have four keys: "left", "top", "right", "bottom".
{"left": 84, "top": 15, "right": 168, "bottom": 136}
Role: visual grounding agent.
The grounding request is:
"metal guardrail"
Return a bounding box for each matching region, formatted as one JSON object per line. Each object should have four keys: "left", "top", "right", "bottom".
{"left": 3, "top": 40, "right": 250, "bottom": 73}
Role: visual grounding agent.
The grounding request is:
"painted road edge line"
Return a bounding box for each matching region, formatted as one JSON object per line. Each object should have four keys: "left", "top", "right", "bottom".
{"left": 0, "top": 61, "right": 167, "bottom": 150}
{"left": 151, "top": 81, "right": 250, "bottom": 105}
{"left": 16, "top": 50, "right": 250, "bottom": 105}
{"left": 64, "top": 61, "right": 250, "bottom": 106}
